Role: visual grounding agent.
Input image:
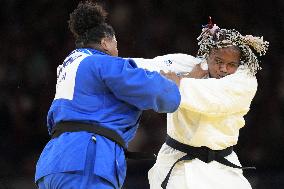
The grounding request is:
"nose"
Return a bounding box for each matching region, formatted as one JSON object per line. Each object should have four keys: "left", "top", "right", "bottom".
{"left": 219, "top": 63, "right": 228, "bottom": 73}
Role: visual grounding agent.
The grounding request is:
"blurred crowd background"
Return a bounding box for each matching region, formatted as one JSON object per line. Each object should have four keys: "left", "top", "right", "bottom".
{"left": 0, "top": 0, "right": 283, "bottom": 188}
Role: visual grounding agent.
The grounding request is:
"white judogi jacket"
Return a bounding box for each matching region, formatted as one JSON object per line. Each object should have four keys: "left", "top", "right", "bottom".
{"left": 131, "top": 54, "right": 257, "bottom": 189}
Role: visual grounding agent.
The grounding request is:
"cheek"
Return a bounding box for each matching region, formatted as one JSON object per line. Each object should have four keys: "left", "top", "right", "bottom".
{"left": 227, "top": 67, "right": 238, "bottom": 74}
{"left": 112, "top": 47, "right": 118, "bottom": 56}
{"left": 208, "top": 63, "right": 218, "bottom": 74}
{"left": 109, "top": 43, "right": 118, "bottom": 56}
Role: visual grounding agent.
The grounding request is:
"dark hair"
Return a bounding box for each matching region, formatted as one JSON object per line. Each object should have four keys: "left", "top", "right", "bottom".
{"left": 68, "top": 1, "right": 115, "bottom": 48}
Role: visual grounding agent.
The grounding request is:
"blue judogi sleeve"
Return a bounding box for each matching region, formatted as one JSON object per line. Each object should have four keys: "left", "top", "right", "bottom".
{"left": 93, "top": 56, "right": 181, "bottom": 113}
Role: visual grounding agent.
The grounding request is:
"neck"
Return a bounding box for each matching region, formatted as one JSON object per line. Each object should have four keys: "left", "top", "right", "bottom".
{"left": 85, "top": 43, "right": 109, "bottom": 55}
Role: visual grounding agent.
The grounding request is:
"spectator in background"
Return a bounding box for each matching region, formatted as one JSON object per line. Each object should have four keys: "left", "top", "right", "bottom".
{"left": 35, "top": 1, "right": 180, "bottom": 189}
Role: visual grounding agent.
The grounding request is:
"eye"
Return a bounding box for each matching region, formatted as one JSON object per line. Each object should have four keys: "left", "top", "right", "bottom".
{"left": 228, "top": 63, "right": 238, "bottom": 68}
{"left": 215, "top": 59, "right": 222, "bottom": 64}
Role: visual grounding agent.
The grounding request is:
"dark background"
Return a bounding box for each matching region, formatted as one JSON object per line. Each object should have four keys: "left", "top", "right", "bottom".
{"left": 0, "top": 0, "right": 283, "bottom": 188}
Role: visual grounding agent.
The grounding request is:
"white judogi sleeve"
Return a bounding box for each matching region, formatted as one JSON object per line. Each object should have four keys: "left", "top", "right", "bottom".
{"left": 179, "top": 67, "right": 257, "bottom": 117}
{"left": 129, "top": 53, "right": 203, "bottom": 74}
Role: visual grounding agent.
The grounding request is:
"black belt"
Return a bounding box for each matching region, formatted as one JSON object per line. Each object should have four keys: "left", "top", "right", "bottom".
{"left": 161, "top": 135, "right": 255, "bottom": 189}
{"left": 51, "top": 121, "right": 156, "bottom": 160}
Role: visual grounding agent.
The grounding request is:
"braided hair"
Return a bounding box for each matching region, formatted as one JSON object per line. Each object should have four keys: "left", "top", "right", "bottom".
{"left": 197, "top": 24, "right": 269, "bottom": 75}
{"left": 68, "top": 1, "right": 115, "bottom": 48}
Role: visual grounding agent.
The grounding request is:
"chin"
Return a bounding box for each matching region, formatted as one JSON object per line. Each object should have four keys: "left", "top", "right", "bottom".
{"left": 209, "top": 73, "right": 220, "bottom": 79}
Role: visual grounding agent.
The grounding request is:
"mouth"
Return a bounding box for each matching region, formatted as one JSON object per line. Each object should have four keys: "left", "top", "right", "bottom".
{"left": 217, "top": 74, "right": 228, "bottom": 78}
{"left": 217, "top": 74, "right": 223, "bottom": 79}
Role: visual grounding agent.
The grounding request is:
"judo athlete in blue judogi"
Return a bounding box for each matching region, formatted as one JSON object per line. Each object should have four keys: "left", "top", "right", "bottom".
{"left": 35, "top": 2, "right": 180, "bottom": 189}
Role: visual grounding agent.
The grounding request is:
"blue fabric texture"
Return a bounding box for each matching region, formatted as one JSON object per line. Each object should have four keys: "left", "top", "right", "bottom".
{"left": 37, "top": 139, "right": 114, "bottom": 189}
{"left": 35, "top": 48, "right": 180, "bottom": 188}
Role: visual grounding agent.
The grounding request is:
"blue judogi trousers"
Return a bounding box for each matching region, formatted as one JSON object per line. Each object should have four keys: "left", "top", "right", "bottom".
{"left": 37, "top": 139, "right": 114, "bottom": 189}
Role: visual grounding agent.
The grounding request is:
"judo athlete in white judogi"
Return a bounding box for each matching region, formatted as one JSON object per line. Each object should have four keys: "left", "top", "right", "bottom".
{"left": 131, "top": 23, "right": 269, "bottom": 189}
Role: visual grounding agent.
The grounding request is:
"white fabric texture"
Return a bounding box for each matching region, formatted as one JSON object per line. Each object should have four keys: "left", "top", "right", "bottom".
{"left": 132, "top": 54, "right": 256, "bottom": 189}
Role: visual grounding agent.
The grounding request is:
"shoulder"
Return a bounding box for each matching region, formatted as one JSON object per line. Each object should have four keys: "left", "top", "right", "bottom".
{"left": 83, "top": 55, "right": 138, "bottom": 71}
{"left": 82, "top": 54, "right": 130, "bottom": 64}
{"left": 222, "top": 67, "right": 258, "bottom": 92}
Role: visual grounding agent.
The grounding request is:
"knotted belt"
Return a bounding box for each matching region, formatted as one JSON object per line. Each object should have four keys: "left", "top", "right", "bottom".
{"left": 161, "top": 135, "right": 255, "bottom": 189}
{"left": 51, "top": 121, "right": 156, "bottom": 160}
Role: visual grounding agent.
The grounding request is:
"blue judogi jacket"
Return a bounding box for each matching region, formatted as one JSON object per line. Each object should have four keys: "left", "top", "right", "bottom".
{"left": 35, "top": 48, "right": 180, "bottom": 188}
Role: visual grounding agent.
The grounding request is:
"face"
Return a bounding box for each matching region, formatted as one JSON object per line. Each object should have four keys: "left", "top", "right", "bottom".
{"left": 207, "top": 46, "right": 241, "bottom": 79}
{"left": 101, "top": 35, "right": 118, "bottom": 56}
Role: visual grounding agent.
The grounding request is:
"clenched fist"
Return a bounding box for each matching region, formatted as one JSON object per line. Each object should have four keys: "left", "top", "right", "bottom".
{"left": 160, "top": 70, "right": 181, "bottom": 87}
{"left": 160, "top": 63, "right": 208, "bottom": 87}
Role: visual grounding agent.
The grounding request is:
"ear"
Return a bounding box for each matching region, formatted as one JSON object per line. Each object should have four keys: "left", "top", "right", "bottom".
{"left": 100, "top": 38, "right": 109, "bottom": 52}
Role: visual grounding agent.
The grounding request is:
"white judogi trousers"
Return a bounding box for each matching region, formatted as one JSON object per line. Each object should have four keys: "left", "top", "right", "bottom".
{"left": 148, "top": 144, "right": 252, "bottom": 189}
